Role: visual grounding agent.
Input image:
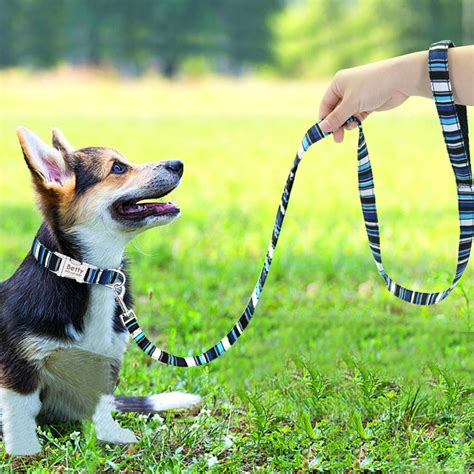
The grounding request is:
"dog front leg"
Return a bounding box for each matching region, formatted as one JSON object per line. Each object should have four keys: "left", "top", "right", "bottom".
{"left": 0, "top": 388, "right": 42, "bottom": 455}
{"left": 92, "top": 394, "right": 137, "bottom": 444}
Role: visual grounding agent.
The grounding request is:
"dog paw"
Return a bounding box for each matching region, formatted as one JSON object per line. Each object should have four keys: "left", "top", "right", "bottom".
{"left": 97, "top": 427, "right": 138, "bottom": 444}
{"left": 5, "top": 438, "right": 41, "bottom": 456}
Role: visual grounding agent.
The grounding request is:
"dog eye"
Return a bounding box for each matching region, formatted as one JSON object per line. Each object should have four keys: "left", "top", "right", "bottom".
{"left": 111, "top": 161, "right": 127, "bottom": 175}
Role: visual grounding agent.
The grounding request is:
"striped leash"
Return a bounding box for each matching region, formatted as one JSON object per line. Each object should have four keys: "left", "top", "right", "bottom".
{"left": 105, "top": 117, "right": 337, "bottom": 366}
{"left": 358, "top": 39, "right": 472, "bottom": 304}
{"left": 32, "top": 40, "right": 472, "bottom": 366}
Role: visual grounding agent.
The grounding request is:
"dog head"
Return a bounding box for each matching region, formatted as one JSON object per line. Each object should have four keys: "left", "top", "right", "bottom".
{"left": 16, "top": 127, "right": 183, "bottom": 244}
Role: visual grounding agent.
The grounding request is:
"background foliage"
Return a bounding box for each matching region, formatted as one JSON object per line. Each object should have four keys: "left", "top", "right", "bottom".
{"left": 0, "top": 0, "right": 471, "bottom": 77}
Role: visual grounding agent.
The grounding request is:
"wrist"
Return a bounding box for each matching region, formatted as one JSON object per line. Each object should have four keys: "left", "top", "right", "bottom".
{"left": 396, "top": 51, "right": 432, "bottom": 99}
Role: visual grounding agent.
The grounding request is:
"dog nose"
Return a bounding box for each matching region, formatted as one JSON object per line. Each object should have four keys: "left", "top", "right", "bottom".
{"left": 164, "top": 160, "right": 184, "bottom": 177}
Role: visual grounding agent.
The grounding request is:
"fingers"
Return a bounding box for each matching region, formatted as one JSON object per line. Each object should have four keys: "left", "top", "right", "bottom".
{"left": 330, "top": 112, "right": 371, "bottom": 142}
{"left": 343, "top": 112, "right": 370, "bottom": 131}
{"left": 333, "top": 128, "right": 344, "bottom": 143}
{"left": 323, "top": 112, "right": 370, "bottom": 143}
{"left": 318, "top": 76, "right": 371, "bottom": 143}
{"left": 318, "top": 85, "right": 342, "bottom": 124}
{"left": 319, "top": 78, "right": 350, "bottom": 143}
{"left": 344, "top": 121, "right": 358, "bottom": 131}
{"left": 319, "top": 99, "right": 352, "bottom": 136}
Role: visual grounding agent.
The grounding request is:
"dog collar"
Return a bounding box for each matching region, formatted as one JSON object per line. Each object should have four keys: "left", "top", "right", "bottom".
{"left": 31, "top": 40, "right": 472, "bottom": 367}
{"left": 31, "top": 238, "right": 125, "bottom": 286}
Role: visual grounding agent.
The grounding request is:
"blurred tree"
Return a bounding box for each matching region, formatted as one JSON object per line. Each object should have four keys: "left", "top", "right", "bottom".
{"left": 0, "top": 0, "right": 35, "bottom": 66}
{"left": 147, "top": 0, "right": 217, "bottom": 77}
{"left": 0, "top": 0, "right": 468, "bottom": 77}
{"left": 0, "top": 0, "right": 14, "bottom": 66}
{"left": 463, "top": 0, "right": 474, "bottom": 44}
{"left": 0, "top": 0, "right": 282, "bottom": 75}
{"left": 66, "top": 0, "right": 117, "bottom": 66}
{"left": 273, "top": 0, "right": 467, "bottom": 78}
{"left": 370, "top": 0, "right": 464, "bottom": 53}
{"left": 216, "top": 0, "right": 284, "bottom": 73}
{"left": 20, "top": 0, "right": 69, "bottom": 67}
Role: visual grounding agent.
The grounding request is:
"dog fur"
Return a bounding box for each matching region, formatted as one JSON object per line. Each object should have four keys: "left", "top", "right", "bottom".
{"left": 0, "top": 127, "right": 200, "bottom": 455}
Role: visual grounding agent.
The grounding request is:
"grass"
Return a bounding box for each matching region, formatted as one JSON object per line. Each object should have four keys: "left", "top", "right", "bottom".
{"left": 0, "top": 70, "right": 472, "bottom": 471}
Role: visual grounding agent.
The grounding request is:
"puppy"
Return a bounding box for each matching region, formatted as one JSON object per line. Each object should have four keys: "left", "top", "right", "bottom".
{"left": 0, "top": 128, "right": 200, "bottom": 456}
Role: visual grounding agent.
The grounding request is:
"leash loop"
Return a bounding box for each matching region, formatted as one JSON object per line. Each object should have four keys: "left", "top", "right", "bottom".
{"left": 357, "top": 40, "right": 473, "bottom": 305}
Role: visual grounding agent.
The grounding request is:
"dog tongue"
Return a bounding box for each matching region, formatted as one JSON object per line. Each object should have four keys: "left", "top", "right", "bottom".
{"left": 121, "top": 201, "right": 178, "bottom": 217}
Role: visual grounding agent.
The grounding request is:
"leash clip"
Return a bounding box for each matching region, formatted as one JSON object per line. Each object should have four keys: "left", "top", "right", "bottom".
{"left": 106, "top": 269, "right": 127, "bottom": 299}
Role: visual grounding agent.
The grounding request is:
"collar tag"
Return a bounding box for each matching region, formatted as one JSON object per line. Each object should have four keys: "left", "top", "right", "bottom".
{"left": 54, "top": 255, "right": 89, "bottom": 283}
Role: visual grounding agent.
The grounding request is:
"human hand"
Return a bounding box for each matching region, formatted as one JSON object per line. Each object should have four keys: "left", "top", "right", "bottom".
{"left": 318, "top": 56, "right": 418, "bottom": 143}
{"left": 318, "top": 46, "right": 472, "bottom": 143}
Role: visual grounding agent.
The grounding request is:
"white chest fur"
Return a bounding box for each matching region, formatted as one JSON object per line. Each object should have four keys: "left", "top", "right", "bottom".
{"left": 18, "top": 225, "right": 133, "bottom": 423}
{"left": 75, "top": 285, "right": 129, "bottom": 360}
{"left": 71, "top": 223, "right": 131, "bottom": 360}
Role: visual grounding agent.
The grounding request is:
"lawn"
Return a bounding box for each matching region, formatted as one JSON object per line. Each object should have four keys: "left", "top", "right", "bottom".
{"left": 0, "top": 70, "right": 472, "bottom": 471}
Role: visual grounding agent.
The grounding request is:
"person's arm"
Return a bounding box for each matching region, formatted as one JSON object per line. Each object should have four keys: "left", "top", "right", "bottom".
{"left": 319, "top": 46, "right": 474, "bottom": 143}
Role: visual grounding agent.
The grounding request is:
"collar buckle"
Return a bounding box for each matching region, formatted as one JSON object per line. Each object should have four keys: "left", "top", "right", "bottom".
{"left": 54, "top": 255, "right": 89, "bottom": 283}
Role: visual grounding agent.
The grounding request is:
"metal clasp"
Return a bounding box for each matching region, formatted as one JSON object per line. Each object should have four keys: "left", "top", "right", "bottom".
{"left": 107, "top": 270, "right": 131, "bottom": 331}
{"left": 106, "top": 269, "right": 127, "bottom": 300}
{"left": 54, "top": 255, "right": 89, "bottom": 283}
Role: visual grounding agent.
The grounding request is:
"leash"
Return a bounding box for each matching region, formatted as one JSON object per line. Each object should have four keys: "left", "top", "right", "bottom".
{"left": 32, "top": 40, "right": 472, "bottom": 366}
{"left": 359, "top": 40, "right": 472, "bottom": 303}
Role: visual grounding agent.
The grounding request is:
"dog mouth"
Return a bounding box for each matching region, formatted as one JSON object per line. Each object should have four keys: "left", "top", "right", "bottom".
{"left": 113, "top": 187, "right": 180, "bottom": 221}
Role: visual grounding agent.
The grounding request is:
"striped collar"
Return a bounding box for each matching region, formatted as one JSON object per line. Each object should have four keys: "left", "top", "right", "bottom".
{"left": 31, "top": 237, "right": 124, "bottom": 286}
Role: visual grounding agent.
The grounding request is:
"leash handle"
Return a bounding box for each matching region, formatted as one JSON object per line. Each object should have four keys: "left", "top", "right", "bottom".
{"left": 358, "top": 40, "right": 473, "bottom": 304}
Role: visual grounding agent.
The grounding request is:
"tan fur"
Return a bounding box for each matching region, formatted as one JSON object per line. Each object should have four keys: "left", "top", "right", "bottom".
{"left": 2, "top": 127, "right": 188, "bottom": 456}
{"left": 59, "top": 152, "right": 159, "bottom": 230}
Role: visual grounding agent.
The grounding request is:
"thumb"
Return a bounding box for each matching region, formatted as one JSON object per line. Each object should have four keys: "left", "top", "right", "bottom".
{"left": 319, "top": 100, "right": 353, "bottom": 133}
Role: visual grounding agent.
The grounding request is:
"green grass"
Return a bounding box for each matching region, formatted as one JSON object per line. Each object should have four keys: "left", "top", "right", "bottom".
{"left": 0, "top": 71, "right": 472, "bottom": 471}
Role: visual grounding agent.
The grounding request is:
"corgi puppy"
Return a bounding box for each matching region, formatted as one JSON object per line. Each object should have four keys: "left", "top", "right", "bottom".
{"left": 0, "top": 127, "right": 200, "bottom": 456}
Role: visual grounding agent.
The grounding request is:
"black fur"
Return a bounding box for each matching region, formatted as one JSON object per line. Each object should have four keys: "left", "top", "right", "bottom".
{"left": 0, "top": 222, "right": 130, "bottom": 394}
{"left": 114, "top": 396, "right": 154, "bottom": 414}
{"left": 73, "top": 148, "right": 104, "bottom": 195}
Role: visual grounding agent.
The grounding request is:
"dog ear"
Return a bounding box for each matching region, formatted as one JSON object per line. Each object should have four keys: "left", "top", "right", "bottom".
{"left": 51, "top": 128, "right": 74, "bottom": 155}
{"left": 16, "top": 126, "right": 73, "bottom": 188}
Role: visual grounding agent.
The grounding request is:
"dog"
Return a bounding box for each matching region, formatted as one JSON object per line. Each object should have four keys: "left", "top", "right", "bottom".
{"left": 0, "top": 127, "right": 200, "bottom": 456}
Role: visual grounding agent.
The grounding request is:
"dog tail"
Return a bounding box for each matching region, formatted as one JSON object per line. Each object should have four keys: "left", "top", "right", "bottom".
{"left": 113, "top": 392, "right": 201, "bottom": 414}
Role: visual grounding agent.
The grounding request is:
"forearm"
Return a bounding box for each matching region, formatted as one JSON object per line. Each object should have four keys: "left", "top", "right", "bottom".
{"left": 399, "top": 46, "right": 474, "bottom": 105}
{"left": 319, "top": 44, "right": 473, "bottom": 142}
